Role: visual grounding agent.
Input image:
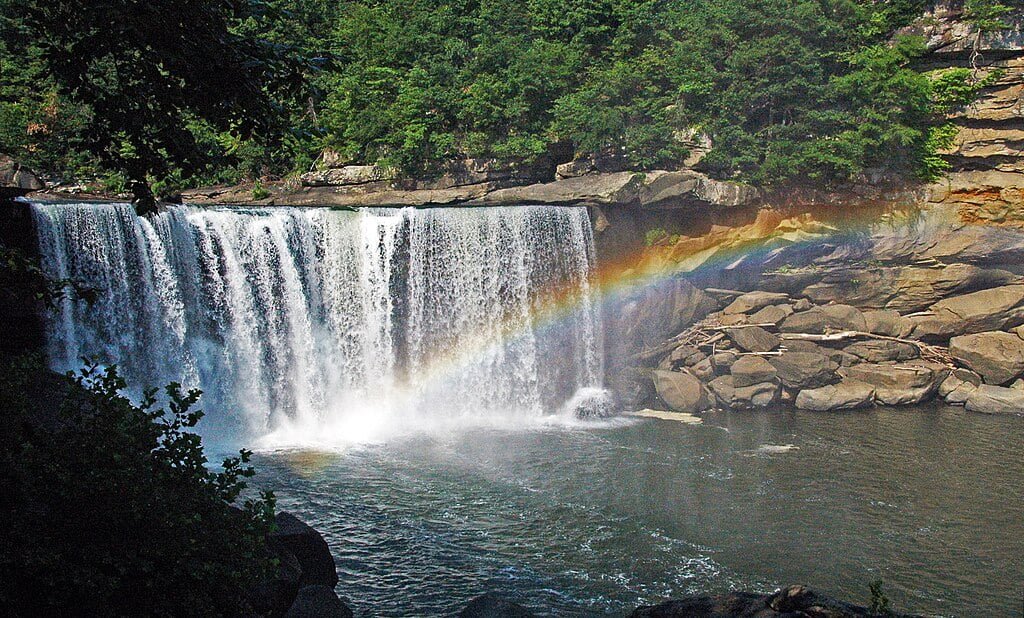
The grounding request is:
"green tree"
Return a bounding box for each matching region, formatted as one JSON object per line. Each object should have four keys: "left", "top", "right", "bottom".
{"left": 3, "top": 0, "right": 307, "bottom": 214}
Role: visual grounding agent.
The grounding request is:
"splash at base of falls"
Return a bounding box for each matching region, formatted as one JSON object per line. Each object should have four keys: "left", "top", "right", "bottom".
{"left": 31, "top": 202, "right": 606, "bottom": 446}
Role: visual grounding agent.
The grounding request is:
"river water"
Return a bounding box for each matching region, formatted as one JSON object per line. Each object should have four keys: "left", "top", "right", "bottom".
{"left": 251, "top": 404, "right": 1024, "bottom": 617}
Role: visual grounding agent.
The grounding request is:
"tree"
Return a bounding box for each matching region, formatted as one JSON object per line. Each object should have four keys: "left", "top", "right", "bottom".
{"left": 3, "top": 0, "right": 307, "bottom": 214}
{"left": 0, "top": 357, "right": 276, "bottom": 616}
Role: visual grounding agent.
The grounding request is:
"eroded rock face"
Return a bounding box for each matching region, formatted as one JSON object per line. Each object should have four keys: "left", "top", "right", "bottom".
{"left": 795, "top": 380, "right": 876, "bottom": 411}
{"left": 950, "top": 330, "right": 1024, "bottom": 385}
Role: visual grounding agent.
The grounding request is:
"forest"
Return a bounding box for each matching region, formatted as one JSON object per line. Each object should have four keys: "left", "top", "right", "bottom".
{"left": 0, "top": 0, "right": 1016, "bottom": 206}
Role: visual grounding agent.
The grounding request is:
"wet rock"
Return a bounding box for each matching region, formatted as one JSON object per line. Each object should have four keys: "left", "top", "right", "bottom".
{"left": 747, "top": 303, "right": 794, "bottom": 325}
{"left": 284, "top": 585, "right": 353, "bottom": 618}
{"left": 653, "top": 370, "right": 710, "bottom": 413}
{"left": 725, "top": 326, "right": 780, "bottom": 353}
{"left": 949, "top": 331, "right": 1024, "bottom": 385}
{"left": 769, "top": 352, "right": 839, "bottom": 389}
{"left": 608, "top": 367, "right": 656, "bottom": 410}
{"left": 730, "top": 355, "right": 778, "bottom": 388}
{"left": 459, "top": 593, "right": 536, "bottom": 618}
{"left": 629, "top": 584, "right": 909, "bottom": 617}
{"left": 733, "top": 381, "right": 779, "bottom": 408}
{"left": 272, "top": 512, "right": 339, "bottom": 588}
{"left": 844, "top": 340, "right": 919, "bottom": 363}
{"left": 965, "top": 385, "right": 1024, "bottom": 414}
{"left": 723, "top": 291, "right": 790, "bottom": 315}
{"left": 795, "top": 380, "right": 875, "bottom": 411}
{"left": 864, "top": 309, "right": 905, "bottom": 337}
{"left": 842, "top": 362, "right": 945, "bottom": 405}
{"left": 940, "top": 368, "right": 982, "bottom": 405}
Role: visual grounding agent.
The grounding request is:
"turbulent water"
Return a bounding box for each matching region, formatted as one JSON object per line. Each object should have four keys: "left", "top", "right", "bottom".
{"left": 31, "top": 202, "right": 602, "bottom": 444}
{"left": 253, "top": 405, "right": 1024, "bottom": 617}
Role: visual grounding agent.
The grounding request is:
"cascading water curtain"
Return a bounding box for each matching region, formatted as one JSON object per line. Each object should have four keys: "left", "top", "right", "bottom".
{"left": 31, "top": 202, "right": 603, "bottom": 444}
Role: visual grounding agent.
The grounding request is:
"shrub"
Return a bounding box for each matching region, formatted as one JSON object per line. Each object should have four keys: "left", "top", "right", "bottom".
{"left": 0, "top": 357, "right": 276, "bottom": 616}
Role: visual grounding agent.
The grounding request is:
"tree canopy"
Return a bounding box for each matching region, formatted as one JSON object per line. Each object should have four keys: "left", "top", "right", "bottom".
{"left": 0, "top": 0, "right": 1014, "bottom": 196}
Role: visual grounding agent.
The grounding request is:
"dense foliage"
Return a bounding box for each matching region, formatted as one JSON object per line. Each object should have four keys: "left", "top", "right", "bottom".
{"left": 1, "top": 0, "right": 1017, "bottom": 194}
{"left": 0, "top": 356, "right": 276, "bottom": 616}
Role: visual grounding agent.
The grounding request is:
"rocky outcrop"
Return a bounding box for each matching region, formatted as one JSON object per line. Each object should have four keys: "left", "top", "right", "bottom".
{"left": 284, "top": 585, "right": 353, "bottom": 618}
{"left": 271, "top": 512, "right": 339, "bottom": 589}
{"left": 1, "top": 154, "right": 44, "bottom": 199}
{"left": 965, "top": 383, "right": 1024, "bottom": 413}
{"left": 629, "top": 584, "right": 919, "bottom": 617}
{"left": 796, "top": 380, "right": 876, "bottom": 411}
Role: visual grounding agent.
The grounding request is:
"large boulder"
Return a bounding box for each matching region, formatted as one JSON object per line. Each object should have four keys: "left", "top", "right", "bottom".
{"left": 965, "top": 385, "right": 1024, "bottom": 414}
{"left": 459, "top": 593, "right": 536, "bottom": 618}
{"left": 730, "top": 355, "right": 778, "bottom": 388}
{"left": 843, "top": 340, "right": 919, "bottom": 363}
{"left": 768, "top": 352, "right": 838, "bottom": 389}
{"left": 725, "top": 326, "right": 780, "bottom": 353}
{"left": 708, "top": 375, "right": 778, "bottom": 409}
{"left": 653, "top": 370, "right": 710, "bottom": 412}
{"left": 747, "top": 303, "right": 794, "bottom": 325}
{"left": 284, "top": 585, "right": 353, "bottom": 618}
{"left": 912, "top": 285, "right": 1024, "bottom": 340}
{"left": 780, "top": 304, "right": 865, "bottom": 334}
{"left": 272, "top": 512, "right": 339, "bottom": 588}
{"left": 723, "top": 291, "right": 790, "bottom": 315}
{"left": 949, "top": 330, "right": 1024, "bottom": 385}
{"left": 841, "top": 361, "right": 945, "bottom": 405}
{"left": 795, "top": 380, "right": 876, "bottom": 411}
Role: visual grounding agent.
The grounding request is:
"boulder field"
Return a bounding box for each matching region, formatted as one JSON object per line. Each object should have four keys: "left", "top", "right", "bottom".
{"left": 611, "top": 268, "right": 1024, "bottom": 416}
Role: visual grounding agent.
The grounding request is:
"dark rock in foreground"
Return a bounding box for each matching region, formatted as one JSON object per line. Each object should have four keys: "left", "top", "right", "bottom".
{"left": 284, "top": 585, "right": 353, "bottom": 618}
{"left": 629, "top": 585, "right": 919, "bottom": 617}
{"left": 271, "top": 511, "right": 339, "bottom": 588}
{"left": 458, "top": 593, "right": 536, "bottom": 617}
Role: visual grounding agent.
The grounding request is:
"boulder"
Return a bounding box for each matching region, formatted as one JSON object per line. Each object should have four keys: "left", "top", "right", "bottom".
{"left": 843, "top": 340, "right": 919, "bottom": 363}
{"left": 914, "top": 285, "right": 1024, "bottom": 340}
{"left": 707, "top": 375, "right": 736, "bottom": 407}
{"left": 730, "top": 355, "right": 778, "bottom": 388}
{"left": 732, "top": 381, "right": 780, "bottom": 408}
{"left": 795, "top": 380, "right": 876, "bottom": 411}
{"left": 459, "top": 593, "right": 536, "bottom": 618}
{"left": 769, "top": 352, "right": 839, "bottom": 389}
{"left": 302, "top": 164, "right": 391, "bottom": 187}
{"left": 747, "top": 303, "right": 794, "bottom": 325}
{"left": 691, "top": 357, "right": 715, "bottom": 381}
{"left": 711, "top": 351, "right": 738, "bottom": 373}
{"left": 608, "top": 367, "right": 655, "bottom": 410}
{"left": 725, "top": 326, "right": 780, "bottom": 353}
{"left": 793, "top": 298, "right": 813, "bottom": 311}
{"left": 284, "top": 585, "right": 353, "bottom": 618}
{"left": 780, "top": 304, "right": 865, "bottom": 334}
{"left": 272, "top": 512, "right": 339, "bottom": 588}
{"left": 723, "top": 291, "right": 790, "bottom": 315}
{"left": 842, "top": 362, "right": 945, "bottom": 405}
{"left": 653, "top": 370, "right": 710, "bottom": 413}
{"left": 965, "top": 385, "right": 1024, "bottom": 415}
{"left": 863, "top": 310, "right": 905, "bottom": 337}
{"left": 939, "top": 368, "right": 982, "bottom": 405}
{"left": 949, "top": 331, "right": 1024, "bottom": 385}
{"left": 631, "top": 585, "right": 912, "bottom": 618}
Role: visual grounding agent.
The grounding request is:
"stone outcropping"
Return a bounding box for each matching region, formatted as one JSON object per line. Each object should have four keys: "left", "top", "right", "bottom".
{"left": 1, "top": 154, "right": 44, "bottom": 199}
{"left": 630, "top": 585, "right": 919, "bottom": 618}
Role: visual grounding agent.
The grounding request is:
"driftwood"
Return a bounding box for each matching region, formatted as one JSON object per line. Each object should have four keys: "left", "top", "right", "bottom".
{"left": 779, "top": 331, "right": 953, "bottom": 365}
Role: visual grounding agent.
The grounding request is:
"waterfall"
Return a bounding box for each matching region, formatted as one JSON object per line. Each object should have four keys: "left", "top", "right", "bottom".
{"left": 30, "top": 202, "right": 604, "bottom": 444}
